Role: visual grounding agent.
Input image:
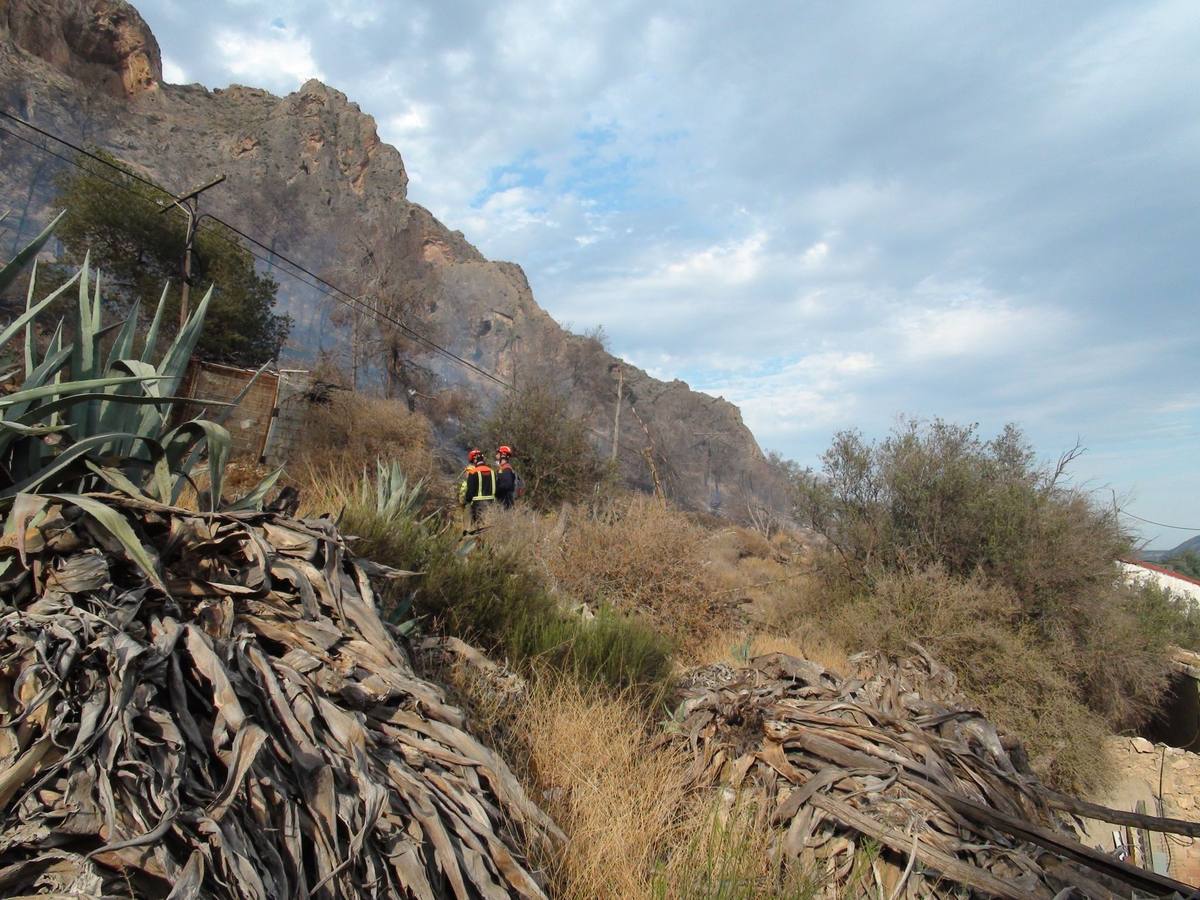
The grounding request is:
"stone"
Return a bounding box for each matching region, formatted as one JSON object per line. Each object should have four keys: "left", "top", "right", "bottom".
{"left": 1130, "top": 736, "right": 1155, "bottom": 753}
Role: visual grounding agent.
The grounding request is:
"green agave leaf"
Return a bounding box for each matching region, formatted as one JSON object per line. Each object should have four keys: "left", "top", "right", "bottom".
{"left": 85, "top": 461, "right": 151, "bottom": 501}
{"left": 223, "top": 466, "right": 284, "bottom": 512}
{"left": 0, "top": 331, "right": 70, "bottom": 431}
{"left": 140, "top": 283, "right": 170, "bottom": 365}
{"left": 91, "top": 266, "right": 103, "bottom": 341}
{"left": 96, "top": 359, "right": 189, "bottom": 458}
{"left": 0, "top": 210, "right": 66, "bottom": 296}
{"left": 104, "top": 300, "right": 141, "bottom": 372}
{"left": 23, "top": 257, "right": 37, "bottom": 374}
{"left": 0, "top": 432, "right": 158, "bottom": 498}
{"left": 73, "top": 251, "right": 93, "bottom": 373}
{"left": 11, "top": 390, "right": 197, "bottom": 427}
{"left": 163, "top": 419, "right": 230, "bottom": 510}
{"left": 47, "top": 493, "right": 165, "bottom": 592}
{"left": 158, "top": 285, "right": 213, "bottom": 399}
{"left": 0, "top": 421, "right": 71, "bottom": 437}
{"left": 0, "top": 374, "right": 169, "bottom": 410}
{"left": 0, "top": 265, "right": 82, "bottom": 352}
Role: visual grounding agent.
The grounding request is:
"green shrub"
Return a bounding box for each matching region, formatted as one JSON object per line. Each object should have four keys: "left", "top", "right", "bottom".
{"left": 1164, "top": 550, "right": 1200, "bottom": 581}
{"left": 507, "top": 605, "right": 674, "bottom": 697}
{"left": 52, "top": 151, "right": 291, "bottom": 366}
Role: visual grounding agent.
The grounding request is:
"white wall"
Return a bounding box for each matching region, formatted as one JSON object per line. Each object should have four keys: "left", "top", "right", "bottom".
{"left": 1119, "top": 561, "right": 1200, "bottom": 606}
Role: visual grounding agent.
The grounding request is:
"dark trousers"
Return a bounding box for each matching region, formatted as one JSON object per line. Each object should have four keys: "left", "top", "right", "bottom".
{"left": 469, "top": 499, "right": 492, "bottom": 524}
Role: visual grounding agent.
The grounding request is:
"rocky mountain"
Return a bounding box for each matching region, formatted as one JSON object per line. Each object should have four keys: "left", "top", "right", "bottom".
{"left": 0, "top": 0, "right": 782, "bottom": 514}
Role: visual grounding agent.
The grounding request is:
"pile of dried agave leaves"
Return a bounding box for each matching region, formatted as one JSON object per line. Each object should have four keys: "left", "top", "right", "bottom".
{"left": 670, "top": 650, "right": 1200, "bottom": 899}
{"left": 0, "top": 492, "right": 562, "bottom": 899}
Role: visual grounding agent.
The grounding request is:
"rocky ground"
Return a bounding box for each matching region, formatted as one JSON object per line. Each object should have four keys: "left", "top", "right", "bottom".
{"left": 1080, "top": 736, "right": 1200, "bottom": 885}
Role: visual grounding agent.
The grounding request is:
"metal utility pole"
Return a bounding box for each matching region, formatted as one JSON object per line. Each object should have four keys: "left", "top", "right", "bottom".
{"left": 159, "top": 174, "right": 226, "bottom": 327}
{"left": 609, "top": 362, "right": 623, "bottom": 463}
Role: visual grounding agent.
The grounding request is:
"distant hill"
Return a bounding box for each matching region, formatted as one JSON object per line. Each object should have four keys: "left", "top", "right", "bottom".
{"left": 1139, "top": 534, "right": 1200, "bottom": 564}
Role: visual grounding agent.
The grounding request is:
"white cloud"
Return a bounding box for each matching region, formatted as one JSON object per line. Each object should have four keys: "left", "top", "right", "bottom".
{"left": 697, "top": 351, "right": 880, "bottom": 441}
{"left": 386, "top": 105, "right": 430, "bottom": 134}
{"left": 328, "top": 0, "right": 382, "bottom": 28}
{"left": 897, "top": 302, "right": 1047, "bottom": 361}
{"left": 800, "top": 240, "right": 829, "bottom": 268}
{"left": 214, "top": 27, "right": 325, "bottom": 92}
{"left": 660, "top": 232, "right": 767, "bottom": 286}
{"left": 160, "top": 55, "right": 187, "bottom": 84}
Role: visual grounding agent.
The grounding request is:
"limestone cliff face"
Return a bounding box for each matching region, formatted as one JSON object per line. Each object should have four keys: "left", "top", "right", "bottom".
{"left": 0, "top": 0, "right": 780, "bottom": 514}
{"left": 2, "top": 0, "right": 160, "bottom": 97}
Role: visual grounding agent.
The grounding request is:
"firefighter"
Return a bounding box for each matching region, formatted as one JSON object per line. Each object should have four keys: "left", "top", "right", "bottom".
{"left": 495, "top": 445, "right": 519, "bottom": 508}
{"left": 458, "top": 448, "right": 496, "bottom": 527}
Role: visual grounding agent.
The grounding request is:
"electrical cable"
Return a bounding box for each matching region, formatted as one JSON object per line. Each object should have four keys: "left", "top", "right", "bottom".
{"left": 1118, "top": 509, "right": 1200, "bottom": 533}
{"left": 1, "top": 107, "right": 653, "bottom": 458}
{"left": 0, "top": 110, "right": 513, "bottom": 387}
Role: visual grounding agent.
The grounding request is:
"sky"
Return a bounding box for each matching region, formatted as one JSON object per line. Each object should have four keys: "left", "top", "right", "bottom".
{"left": 137, "top": 0, "right": 1199, "bottom": 550}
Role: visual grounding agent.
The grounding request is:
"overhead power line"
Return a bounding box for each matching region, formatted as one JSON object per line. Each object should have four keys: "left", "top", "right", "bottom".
{"left": 0, "top": 107, "right": 652, "bottom": 459}
{"left": 1118, "top": 509, "right": 1200, "bottom": 533}
{"left": 0, "top": 108, "right": 511, "bottom": 389}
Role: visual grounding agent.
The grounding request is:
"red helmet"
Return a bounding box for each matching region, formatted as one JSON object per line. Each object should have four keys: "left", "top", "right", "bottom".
{"left": 497, "top": 445, "right": 512, "bottom": 457}
{"left": 468, "top": 448, "right": 485, "bottom": 464}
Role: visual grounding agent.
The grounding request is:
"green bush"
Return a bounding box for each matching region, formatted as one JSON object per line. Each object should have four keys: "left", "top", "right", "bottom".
{"left": 507, "top": 604, "right": 674, "bottom": 696}
{"left": 52, "top": 151, "right": 291, "bottom": 366}
{"left": 1165, "top": 550, "right": 1200, "bottom": 581}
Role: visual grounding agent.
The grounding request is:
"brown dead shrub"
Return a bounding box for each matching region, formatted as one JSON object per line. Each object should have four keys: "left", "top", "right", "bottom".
{"left": 772, "top": 564, "right": 1113, "bottom": 791}
{"left": 293, "top": 390, "right": 436, "bottom": 483}
{"left": 549, "top": 496, "right": 728, "bottom": 650}
{"left": 484, "top": 496, "right": 720, "bottom": 639}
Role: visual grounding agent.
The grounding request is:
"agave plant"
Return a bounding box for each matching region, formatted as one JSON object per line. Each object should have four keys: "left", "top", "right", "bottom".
{"left": 0, "top": 213, "right": 279, "bottom": 574}
{"left": 361, "top": 458, "right": 427, "bottom": 521}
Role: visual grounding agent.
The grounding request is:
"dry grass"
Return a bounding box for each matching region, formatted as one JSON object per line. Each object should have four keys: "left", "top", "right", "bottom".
{"left": 484, "top": 676, "right": 689, "bottom": 900}
{"left": 435, "top": 660, "right": 837, "bottom": 900}
{"left": 483, "top": 496, "right": 736, "bottom": 651}
{"left": 518, "top": 680, "right": 685, "bottom": 899}
{"left": 650, "top": 790, "right": 883, "bottom": 900}
{"left": 693, "top": 627, "right": 850, "bottom": 676}
{"left": 294, "top": 390, "right": 436, "bottom": 484}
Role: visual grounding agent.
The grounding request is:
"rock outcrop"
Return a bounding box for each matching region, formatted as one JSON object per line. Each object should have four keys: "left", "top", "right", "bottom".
{"left": 2, "top": 0, "right": 161, "bottom": 97}
{"left": 0, "top": 0, "right": 781, "bottom": 514}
